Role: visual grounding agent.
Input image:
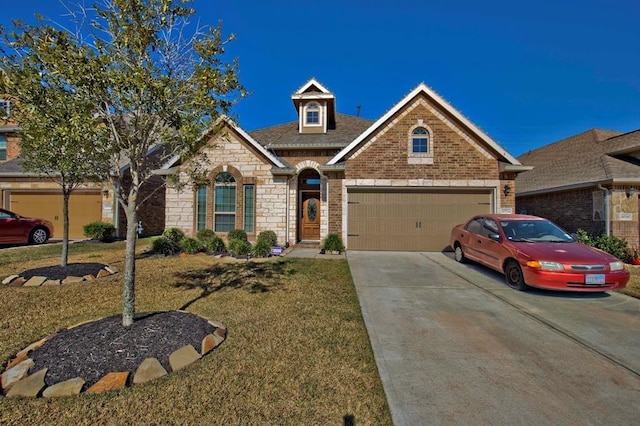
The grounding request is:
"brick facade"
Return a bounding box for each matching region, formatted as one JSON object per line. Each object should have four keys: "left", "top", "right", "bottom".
{"left": 517, "top": 186, "right": 639, "bottom": 247}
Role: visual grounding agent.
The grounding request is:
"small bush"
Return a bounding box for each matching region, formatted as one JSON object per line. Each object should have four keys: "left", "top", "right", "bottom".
{"left": 228, "top": 238, "right": 252, "bottom": 257}
{"left": 196, "top": 228, "right": 216, "bottom": 241}
{"left": 151, "top": 236, "right": 180, "bottom": 256}
{"left": 228, "top": 229, "right": 248, "bottom": 242}
{"left": 162, "top": 228, "right": 185, "bottom": 245}
{"left": 203, "top": 235, "right": 226, "bottom": 253}
{"left": 181, "top": 237, "right": 203, "bottom": 254}
{"left": 252, "top": 239, "right": 272, "bottom": 258}
{"left": 322, "top": 233, "right": 345, "bottom": 253}
{"left": 257, "top": 230, "right": 278, "bottom": 247}
{"left": 83, "top": 222, "right": 116, "bottom": 242}
{"left": 576, "top": 229, "right": 631, "bottom": 262}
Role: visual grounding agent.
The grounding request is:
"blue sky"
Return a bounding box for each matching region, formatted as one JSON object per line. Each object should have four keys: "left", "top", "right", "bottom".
{"left": 2, "top": 0, "right": 640, "bottom": 156}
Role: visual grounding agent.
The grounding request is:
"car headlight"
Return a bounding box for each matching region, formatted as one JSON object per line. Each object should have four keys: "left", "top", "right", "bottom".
{"left": 526, "top": 260, "right": 564, "bottom": 271}
{"left": 609, "top": 261, "right": 624, "bottom": 271}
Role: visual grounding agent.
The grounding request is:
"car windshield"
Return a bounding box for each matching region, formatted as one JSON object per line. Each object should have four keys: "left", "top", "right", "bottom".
{"left": 500, "top": 220, "right": 574, "bottom": 243}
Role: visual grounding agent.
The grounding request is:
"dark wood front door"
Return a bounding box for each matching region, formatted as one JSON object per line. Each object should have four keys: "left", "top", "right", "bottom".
{"left": 301, "top": 193, "right": 320, "bottom": 240}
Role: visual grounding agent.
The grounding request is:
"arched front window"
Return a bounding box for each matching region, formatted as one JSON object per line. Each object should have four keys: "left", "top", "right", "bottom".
{"left": 214, "top": 172, "right": 236, "bottom": 232}
{"left": 412, "top": 127, "right": 428, "bottom": 153}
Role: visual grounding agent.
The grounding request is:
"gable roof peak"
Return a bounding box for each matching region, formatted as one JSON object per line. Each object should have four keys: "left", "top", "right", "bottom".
{"left": 328, "top": 81, "right": 521, "bottom": 165}
{"left": 293, "top": 78, "right": 333, "bottom": 96}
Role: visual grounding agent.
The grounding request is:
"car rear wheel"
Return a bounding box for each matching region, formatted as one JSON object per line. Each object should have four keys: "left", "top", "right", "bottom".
{"left": 454, "top": 244, "right": 466, "bottom": 263}
{"left": 29, "top": 227, "right": 49, "bottom": 245}
{"left": 505, "top": 260, "right": 529, "bottom": 291}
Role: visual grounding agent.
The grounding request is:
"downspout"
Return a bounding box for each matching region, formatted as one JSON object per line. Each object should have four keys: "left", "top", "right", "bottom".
{"left": 597, "top": 184, "right": 610, "bottom": 236}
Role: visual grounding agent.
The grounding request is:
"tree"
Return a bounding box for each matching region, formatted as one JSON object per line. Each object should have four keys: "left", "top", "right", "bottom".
{"left": 0, "top": 25, "right": 110, "bottom": 266}
{"left": 2, "top": 0, "right": 243, "bottom": 326}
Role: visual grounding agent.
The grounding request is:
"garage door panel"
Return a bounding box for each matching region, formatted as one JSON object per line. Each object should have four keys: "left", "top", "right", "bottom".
{"left": 10, "top": 191, "right": 102, "bottom": 239}
{"left": 347, "top": 189, "right": 491, "bottom": 251}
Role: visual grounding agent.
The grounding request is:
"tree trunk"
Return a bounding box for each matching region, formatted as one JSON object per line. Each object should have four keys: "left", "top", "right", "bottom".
{"left": 122, "top": 202, "right": 138, "bottom": 327}
{"left": 61, "top": 189, "right": 70, "bottom": 267}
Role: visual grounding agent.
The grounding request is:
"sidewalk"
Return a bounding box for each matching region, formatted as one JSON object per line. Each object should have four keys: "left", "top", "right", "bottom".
{"left": 284, "top": 248, "right": 346, "bottom": 259}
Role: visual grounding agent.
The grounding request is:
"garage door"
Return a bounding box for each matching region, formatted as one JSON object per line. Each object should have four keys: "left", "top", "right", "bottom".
{"left": 347, "top": 189, "right": 492, "bottom": 251}
{"left": 10, "top": 191, "right": 102, "bottom": 239}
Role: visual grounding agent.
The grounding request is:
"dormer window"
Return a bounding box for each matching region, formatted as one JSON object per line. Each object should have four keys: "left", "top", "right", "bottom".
{"left": 0, "top": 100, "right": 10, "bottom": 118}
{"left": 304, "top": 102, "right": 321, "bottom": 126}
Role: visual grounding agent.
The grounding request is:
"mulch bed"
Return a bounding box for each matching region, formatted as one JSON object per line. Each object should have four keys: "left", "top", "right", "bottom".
{"left": 29, "top": 311, "right": 216, "bottom": 391}
{"left": 20, "top": 263, "right": 108, "bottom": 280}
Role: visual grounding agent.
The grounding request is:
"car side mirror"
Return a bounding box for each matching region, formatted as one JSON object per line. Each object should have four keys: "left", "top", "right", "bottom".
{"left": 488, "top": 233, "right": 501, "bottom": 241}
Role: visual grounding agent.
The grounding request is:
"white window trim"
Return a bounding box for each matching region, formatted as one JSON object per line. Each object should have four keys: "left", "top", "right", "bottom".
{"left": 407, "top": 121, "right": 434, "bottom": 165}
{"left": 303, "top": 102, "right": 322, "bottom": 127}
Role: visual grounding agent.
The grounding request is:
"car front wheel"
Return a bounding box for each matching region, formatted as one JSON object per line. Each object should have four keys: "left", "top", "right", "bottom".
{"left": 505, "top": 260, "right": 529, "bottom": 291}
{"left": 29, "top": 227, "right": 49, "bottom": 245}
{"left": 454, "top": 244, "right": 466, "bottom": 263}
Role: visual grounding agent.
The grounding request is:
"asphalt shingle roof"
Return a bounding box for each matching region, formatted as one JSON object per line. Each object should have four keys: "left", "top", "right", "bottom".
{"left": 516, "top": 129, "right": 640, "bottom": 194}
{"left": 249, "top": 113, "right": 373, "bottom": 149}
{"left": 0, "top": 157, "right": 26, "bottom": 174}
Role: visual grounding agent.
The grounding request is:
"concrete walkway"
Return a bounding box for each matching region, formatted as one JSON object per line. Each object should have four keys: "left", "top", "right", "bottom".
{"left": 347, "top": 251, "right": 640, "bottom": 425}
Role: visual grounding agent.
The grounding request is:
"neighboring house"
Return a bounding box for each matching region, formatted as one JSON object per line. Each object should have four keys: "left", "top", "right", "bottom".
{"left": 0, "top": 98, "right": 165, "bottom": 239}
{"left": 165, "top": 78, "right": 528, "bottom": 251}
{"left": 516, "top": 129, "right": 640, "bottom": 248}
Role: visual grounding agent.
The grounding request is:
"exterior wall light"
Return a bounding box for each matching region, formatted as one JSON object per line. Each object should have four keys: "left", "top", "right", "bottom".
{"left": 503, "top": 184, "right": 511, "bottom": 197}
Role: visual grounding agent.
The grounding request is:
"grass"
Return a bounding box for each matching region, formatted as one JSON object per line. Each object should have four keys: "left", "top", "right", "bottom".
{"left": 0, "top": 239, "right": 392, "bottom": 425}
{"left": 620, "top": 264, "right": 640, "bottom": 298}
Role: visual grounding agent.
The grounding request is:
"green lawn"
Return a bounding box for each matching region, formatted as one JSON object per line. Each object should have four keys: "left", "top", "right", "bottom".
{"left": 0, "top": 240, "right": 392, "bottom": 425}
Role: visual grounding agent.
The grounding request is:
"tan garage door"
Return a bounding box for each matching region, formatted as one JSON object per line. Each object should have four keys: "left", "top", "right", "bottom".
{"left": 10, "top": 191, "right": 102, "bottom": 239}
{"left": 347, "top": 189, "right": 492, "bottom": 251}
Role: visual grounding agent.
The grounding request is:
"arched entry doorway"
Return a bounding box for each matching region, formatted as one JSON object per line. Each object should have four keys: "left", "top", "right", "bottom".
{"left": 298, "top": 169, "right": 321, "bottom": 241}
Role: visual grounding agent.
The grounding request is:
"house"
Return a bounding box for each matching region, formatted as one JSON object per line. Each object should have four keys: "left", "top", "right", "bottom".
{"left": 516, "top": 129, "right": 640, "bottom": 248}
{"left": 0, "top": 97, "right": 165, "bottom": 239}
{"left": 164, "top": 78, "right": 529, "bottom": 251}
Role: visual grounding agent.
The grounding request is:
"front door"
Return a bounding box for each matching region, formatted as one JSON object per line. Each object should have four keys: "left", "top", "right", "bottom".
{"left": 301, "top": 193, "right": 320, "bottom": 240}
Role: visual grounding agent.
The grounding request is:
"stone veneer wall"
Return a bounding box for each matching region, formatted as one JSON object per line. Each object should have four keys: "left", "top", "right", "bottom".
{"left": 165, "top": 129, "right": 289, "bottom": 244}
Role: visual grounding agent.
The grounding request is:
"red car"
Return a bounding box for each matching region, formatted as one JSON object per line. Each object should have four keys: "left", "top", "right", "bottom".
{"left": 0, "top": 208, "right": 54, "bottom": 245}
{"left": 449, "top": 214, "right": 629, "bottom": 292}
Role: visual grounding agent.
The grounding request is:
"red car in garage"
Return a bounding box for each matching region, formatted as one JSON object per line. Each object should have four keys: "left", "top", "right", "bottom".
{"left": 0, "top": 208, "right": 54, "bottom": 245}
{"left": 450, "top": 214, "right": 629, "bottom": 292}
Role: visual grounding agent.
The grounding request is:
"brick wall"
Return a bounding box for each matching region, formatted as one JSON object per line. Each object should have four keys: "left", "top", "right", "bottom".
{"left": 516, "top": 188, "right": 602, "bottom": 234}
{"left": 345, "top": 96, "right": 499, "bottom": 181}
{"left": 327, "top": 172, "right": 343, "bottom": 235}
{"left": 517, "top": 187, "right": 639, "bottom": 247}
{"left": 117, "top": 174, "right": 166, "bottom": 238}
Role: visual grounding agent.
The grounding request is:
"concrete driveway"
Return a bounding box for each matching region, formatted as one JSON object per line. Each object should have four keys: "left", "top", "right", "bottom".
{"left": 347, "top": 251, "right": 640, "bottom": 425}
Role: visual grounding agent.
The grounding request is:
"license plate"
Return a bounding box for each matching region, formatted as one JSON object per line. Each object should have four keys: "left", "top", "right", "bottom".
{"left": 585, "top": 274, "right": 605, "bottom": 285}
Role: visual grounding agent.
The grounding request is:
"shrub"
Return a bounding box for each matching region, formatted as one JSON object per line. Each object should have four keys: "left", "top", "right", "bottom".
{"left": 257, "top": 230, "right": 278, "bottom": 247}
{"left": 151, "top": 236, "right": 180, "bottom": 256}
{"left": 252, "top": 239, "right": 272, "bottom": 258}
{"left": 576, "top": 229, "right": 631, "bottom": 262}
{"left": 203, "top": 235, "right": 226, "bottom": 253}
{"left": 83, "top": 222, "right": 116, "bottom": 242}
{"left": 162, "top": 228, "right": 185, "bottom": 245}
{"left": 228, "top": 238, "right": 252, "bottom": 257}
{"left": 322, "top": 233, "right": 345, "bottom": 253}
{"left": 196, "top": 228, "right": 216, "bottom": 241}
{"left": 181, "top": 237, "right": 203, "bottom": 254}
{"left": 228, "top": 229, "right": 248, "bottom": 242}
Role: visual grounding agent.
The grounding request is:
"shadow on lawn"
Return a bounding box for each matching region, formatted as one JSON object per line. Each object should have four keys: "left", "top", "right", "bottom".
{"left": 174, "top": 259, "right": 295, "bottom": 310}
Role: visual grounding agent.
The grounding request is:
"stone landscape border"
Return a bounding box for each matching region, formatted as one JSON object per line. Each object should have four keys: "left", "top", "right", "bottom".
{"left": 1, "top": 311, "right": 227, "bottom": 398}
{"left": 2, "top": 265, "right": 119, "bottom": 287}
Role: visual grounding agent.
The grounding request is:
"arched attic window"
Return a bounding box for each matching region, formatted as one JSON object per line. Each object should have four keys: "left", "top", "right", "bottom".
{"left": 304, "top": 102, "right": 321, "bottom": 126}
